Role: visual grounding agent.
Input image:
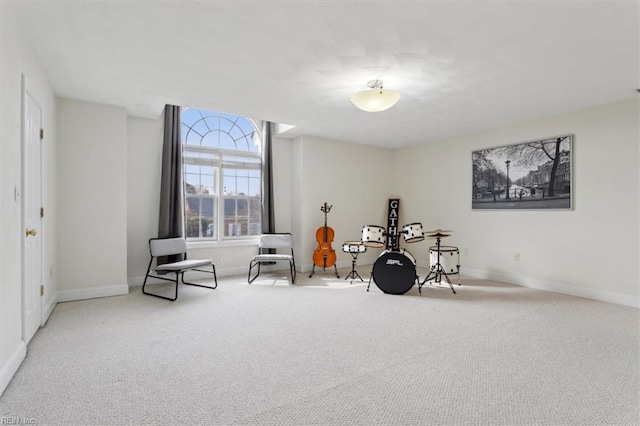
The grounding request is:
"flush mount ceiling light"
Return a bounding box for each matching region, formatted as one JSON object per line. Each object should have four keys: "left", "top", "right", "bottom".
{"left": 350, "top": 79, "right": 400, "bottom": 112}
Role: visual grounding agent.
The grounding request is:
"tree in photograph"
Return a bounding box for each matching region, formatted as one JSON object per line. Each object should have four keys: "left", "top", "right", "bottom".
{"left": 503, "top": 136, "right": 570, "bottom": 197}
{"left": 473, "top": 150, "right": 504, "bottom": 198}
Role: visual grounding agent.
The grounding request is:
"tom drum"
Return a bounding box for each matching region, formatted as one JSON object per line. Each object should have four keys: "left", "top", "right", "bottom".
{"left": 361, "top": 225, "right": 386, "bottom": 248}
{"left": 402, "top": 222, "right": 425, "bottom": 243}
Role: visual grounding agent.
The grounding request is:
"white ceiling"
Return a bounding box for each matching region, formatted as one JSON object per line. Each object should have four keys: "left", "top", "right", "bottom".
{"left": 6, "top": 1, "right": 639, "bottom": 148}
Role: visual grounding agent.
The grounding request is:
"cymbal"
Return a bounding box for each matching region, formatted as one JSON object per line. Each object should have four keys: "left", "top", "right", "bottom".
{"left": 427, "top": 232, "right": 450, "bottom": 238}
{"left": 425, "top": 229, "right": 453, "bottom": 234}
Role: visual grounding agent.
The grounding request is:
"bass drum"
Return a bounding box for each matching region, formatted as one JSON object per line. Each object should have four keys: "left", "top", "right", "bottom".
{"left": 372, "top": 249, "right": 417, "bottom": 295}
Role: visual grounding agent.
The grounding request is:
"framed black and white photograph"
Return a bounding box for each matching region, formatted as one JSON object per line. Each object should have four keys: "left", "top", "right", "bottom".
{"left": 472, "top": 135, "right": 572, "bottom": 210}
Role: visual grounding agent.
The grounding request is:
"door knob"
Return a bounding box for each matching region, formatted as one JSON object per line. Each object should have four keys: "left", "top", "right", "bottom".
{"left": 25, "top": 228, "right": 37, "bottom": 237}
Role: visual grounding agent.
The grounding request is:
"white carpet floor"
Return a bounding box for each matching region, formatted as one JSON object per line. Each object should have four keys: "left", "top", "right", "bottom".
{"left": 1, "top": 267, "right": 639, "bottom": 425}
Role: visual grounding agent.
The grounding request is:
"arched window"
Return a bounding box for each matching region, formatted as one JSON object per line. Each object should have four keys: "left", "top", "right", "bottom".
{"left": 182, "top": 108, "right": 262, "bottom": 240}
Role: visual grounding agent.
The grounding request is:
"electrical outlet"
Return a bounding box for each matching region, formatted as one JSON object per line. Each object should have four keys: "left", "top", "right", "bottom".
{"left": 513, "top": 252, "right": 520, "bottom": 261}
{"left": 464, "top": 248, "right": 470, "bottom": 255}
{"left": 216, "top": 256, "right": 222, "bottom": 264}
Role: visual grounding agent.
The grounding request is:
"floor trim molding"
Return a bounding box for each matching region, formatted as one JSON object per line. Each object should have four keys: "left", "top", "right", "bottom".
{"left": 461, "top": 267, "right": 639, "bottom": 308}
{"left": 57, "top": 285, "right": 129, "bottom": 303}
{"left": 1, "top": 340, "right": 26, "bottom": 396}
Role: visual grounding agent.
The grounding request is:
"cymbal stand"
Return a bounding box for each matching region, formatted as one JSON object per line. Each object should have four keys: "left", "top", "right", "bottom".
{"left": 419, "top": 236, "right": 456, "bottom": 294}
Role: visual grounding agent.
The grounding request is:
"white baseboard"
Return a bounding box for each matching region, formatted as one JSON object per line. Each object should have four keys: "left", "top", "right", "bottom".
{"left": 57, "top": 284, "right": 129, "bottom": 303}
{"left": 1, "top": 341, "right": 26, "bottom": 396}
{"left": 43, "top": 295, "right": 57, "bottom": 324}
{"left": 461, "top": 267, "right": 640, "bottom": 308}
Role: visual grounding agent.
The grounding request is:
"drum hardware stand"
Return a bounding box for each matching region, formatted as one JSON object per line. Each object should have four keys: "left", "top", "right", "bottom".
{"left": 366, "top": 257, "right": 381, "bottom": 291}
{"left": 419, "top": 234, "right": 456, "bottom": 295}
{"left": 366, "top": 243, "right": 393, "bottom": 292}
{"left": 345, "top": 252, "right": 363, "bottom": 283}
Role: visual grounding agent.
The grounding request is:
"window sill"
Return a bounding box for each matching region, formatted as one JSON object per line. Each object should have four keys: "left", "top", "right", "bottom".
{"left": 187, "top": 238, "right": 259, "bottom": 250}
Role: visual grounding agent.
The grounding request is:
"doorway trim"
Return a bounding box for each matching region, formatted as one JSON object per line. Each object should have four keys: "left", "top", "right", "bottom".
{"left": 21, "top": 74, "right": 44, "bottom": 345}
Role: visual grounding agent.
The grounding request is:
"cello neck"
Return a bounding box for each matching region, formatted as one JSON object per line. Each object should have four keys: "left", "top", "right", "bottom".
{"left": 321, "top": 202, "right": 331, "bottom": 242}
{"left": 323, "top": 210, "right": 328, "bottom": 241}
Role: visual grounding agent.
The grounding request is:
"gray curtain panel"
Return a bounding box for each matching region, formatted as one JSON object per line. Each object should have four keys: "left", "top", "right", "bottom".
{"left": 261, "top": 120, "right": 275, "bottom": 233}
{"left": 158, "top": 104, "right": 184, "bottom": 264}
{"left": 261, "top": 121, "right": 276, "bottom": 259}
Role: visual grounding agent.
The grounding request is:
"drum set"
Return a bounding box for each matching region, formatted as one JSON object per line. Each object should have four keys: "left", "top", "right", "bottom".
{"left": 362, "top": 223, "right": 460, "bottom": 295}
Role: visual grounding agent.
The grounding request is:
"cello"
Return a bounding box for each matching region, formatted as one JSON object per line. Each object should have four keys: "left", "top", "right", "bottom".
{"left": 309, "top": 202, "right": 339, "bottom": 278}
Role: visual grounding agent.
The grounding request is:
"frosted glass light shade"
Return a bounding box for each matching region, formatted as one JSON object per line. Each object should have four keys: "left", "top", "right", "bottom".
{"left": 350, "top": 86, "right": 400, "bottom": 112}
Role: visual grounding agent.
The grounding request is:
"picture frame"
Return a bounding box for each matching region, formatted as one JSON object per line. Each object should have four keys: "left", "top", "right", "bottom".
{"left": 472, "top": 135, "right": 572, "bottom": 210}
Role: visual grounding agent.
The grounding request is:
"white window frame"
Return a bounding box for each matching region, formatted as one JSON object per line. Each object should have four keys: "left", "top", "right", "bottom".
{"left": 182, "top": 109, "right": 262, "bottom": 243}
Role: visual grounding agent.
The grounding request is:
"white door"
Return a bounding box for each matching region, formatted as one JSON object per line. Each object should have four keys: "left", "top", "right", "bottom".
{"left": 22, "top": 78, "right": 43, "bottom": 345}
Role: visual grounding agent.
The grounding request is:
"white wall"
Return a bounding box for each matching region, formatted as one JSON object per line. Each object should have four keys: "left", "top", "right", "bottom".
{"left": 126, "top": 115, "right": 163, "bottom": 281}
{"left": 1, "top": 3, "right": 57, "bottom": 395}
{"left": 393, "top": 99, "right": 640, "bottom": 307}
{"left": 292, "top": 136, "right": 394, "bottom": 271}
{"left": 57, "top": 98, "right": 128, "bottom": 301}
{"left": 272, "top": 136, "right": 293, "bottom": 233}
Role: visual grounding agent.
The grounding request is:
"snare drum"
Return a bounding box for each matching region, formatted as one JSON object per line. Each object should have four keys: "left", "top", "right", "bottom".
{"left": 361, "top": 225, "right": 386, "bottom": 248}
{"left": 371, "top": 248, "right": 417, "bottom": 295}
{"left": 402, "top": 222, "right": 425, "bottom": 243}
{"left": 429, "top": 245, "right": 460, "bottom": 274}
{"left": 342, "top": 241, "right": 367, "bottom": 253}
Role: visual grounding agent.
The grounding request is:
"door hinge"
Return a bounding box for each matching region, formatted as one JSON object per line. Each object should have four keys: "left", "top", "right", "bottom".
{"left": 40, "top": 285, "right": 44, "bottom": 297}
{"left": 41, "top": 207, "right": 44, "bottom": 218}
{"left": 40, "top": 128, "right": 44, "bottom": 140}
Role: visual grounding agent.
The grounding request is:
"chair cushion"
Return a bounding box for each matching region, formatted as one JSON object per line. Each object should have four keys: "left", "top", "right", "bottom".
{"left": 252, "top": 254, "right": 293, "bottom": 262}
{"left": 156, "top": 259, "right": 212, "bottom": 271}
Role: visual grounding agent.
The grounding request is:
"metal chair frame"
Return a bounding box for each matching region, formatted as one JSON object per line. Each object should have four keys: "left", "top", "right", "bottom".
{"left": 248, "top": 233, "right": 296, "bottom": 284}
{"left": 142, "top": 237, "right": 217, "bottom": 301}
